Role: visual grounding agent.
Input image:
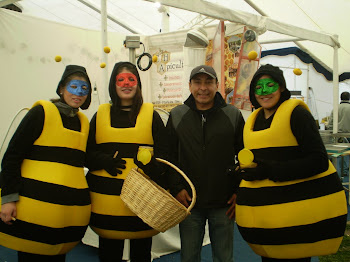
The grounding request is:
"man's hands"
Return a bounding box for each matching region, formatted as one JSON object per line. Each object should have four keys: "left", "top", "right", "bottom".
{"left": 226, "top": 193, "right": 237, "bottom": 220}
{"left": 175, "top": 189, "right": 192, "bottom": 208}
{"left": 1, "top": 202, "right": 17, "bottom": 225}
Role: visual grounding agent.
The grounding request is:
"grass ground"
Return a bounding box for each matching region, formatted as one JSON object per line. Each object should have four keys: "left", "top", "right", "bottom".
{"left": 319, "top": 223, "right": 350, "bottom": 262}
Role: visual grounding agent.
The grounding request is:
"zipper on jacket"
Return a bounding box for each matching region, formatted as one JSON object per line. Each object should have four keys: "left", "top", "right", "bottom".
{"left": 201, "top": 114, "right": 206, "bottom": 150}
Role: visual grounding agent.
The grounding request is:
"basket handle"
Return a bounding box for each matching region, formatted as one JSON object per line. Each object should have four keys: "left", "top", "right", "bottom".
{"left": 155, "top": 158, "right": 197, "bottom": 213}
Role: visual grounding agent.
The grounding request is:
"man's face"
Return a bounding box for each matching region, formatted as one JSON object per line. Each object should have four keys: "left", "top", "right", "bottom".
{"left": 189, "top": 73, "right": 218, "bottom": 110}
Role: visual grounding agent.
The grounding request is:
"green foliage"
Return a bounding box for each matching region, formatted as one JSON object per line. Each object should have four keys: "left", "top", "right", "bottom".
{"left": 319, "top": 224, "right": 350, "bottom": 262}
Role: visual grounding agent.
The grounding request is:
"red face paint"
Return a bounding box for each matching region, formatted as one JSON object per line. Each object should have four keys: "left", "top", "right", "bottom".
{"left": 116, "top": 73, "right": 138, "bottom": 87}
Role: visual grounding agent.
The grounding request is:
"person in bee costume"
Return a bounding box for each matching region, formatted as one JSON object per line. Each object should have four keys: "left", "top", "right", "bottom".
{"left": 235, "top": 64, "right": 348, "bottom": 262}
{"left": 0, "top": 65, "right": 92, "bottom": 261}
{"left": 85, "top": 61, "right": 167, "bottom": 262}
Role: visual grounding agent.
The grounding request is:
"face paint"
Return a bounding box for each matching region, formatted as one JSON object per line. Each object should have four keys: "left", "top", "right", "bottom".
{"left": 116, "top": 73, "right": 138, "bottom": 87}
{"left": 255, "top": 78, "right": 279, "bottom": 96}
{"left": 66, "top": 79, "right": 90, "bottom": 96}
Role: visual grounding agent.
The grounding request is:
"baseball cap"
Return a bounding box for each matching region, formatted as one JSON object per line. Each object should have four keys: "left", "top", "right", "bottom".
{"left": 190, "top": 65, "right": 217, "bottom": 81}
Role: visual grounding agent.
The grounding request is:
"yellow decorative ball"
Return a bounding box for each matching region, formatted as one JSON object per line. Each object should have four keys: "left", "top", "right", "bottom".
{"left": 293, "top": 68, "right": 302, "bottom": 75}
{"left": 152, "top": 55, "right": 158, "bottom": 63}
{"left": 103, "top": 46, "right": 111, "bottom": 53}
{"left": 238, "top": 148, "right": 254, "bottom": 166}
{"left": 247, "top": 51, "right": 258, "bottom": 60}
{"left": 137, "top": 149, "right": 152, "bottom": 165}
{"left": 54, "top": 55, "right": 62, "bottom": 62}
{"left": 100, "top": 62, "right": 106, "bottom": 68}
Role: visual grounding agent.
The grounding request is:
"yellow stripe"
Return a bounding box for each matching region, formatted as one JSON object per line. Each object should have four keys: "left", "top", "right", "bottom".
{"left": 90, "top": 192, "right": 134, "bottom": 216}
{"left": 240, "top": 161, "right": 335, "bottom": 188}
{"left": 249, "top": 237, "right": 343, "bottom": 258}
{"left": 91, "top": 227, "right": 158, "bottom": 240}
{"left": 21, "top": 160, "right": 88, "bottom": 189}
{"left": 17, "top": 197, "right": 91, "bottom": 227}
{"left": 236, "top": 191, "right": 347, "bottom": 228}
{"left": 0, "top": 232, "right": 78, "bottom": 255}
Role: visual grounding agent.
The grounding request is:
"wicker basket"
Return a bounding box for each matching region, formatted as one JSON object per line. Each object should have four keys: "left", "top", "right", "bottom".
{"left": 120, "top": 158, "right": 196, "bottom": 233}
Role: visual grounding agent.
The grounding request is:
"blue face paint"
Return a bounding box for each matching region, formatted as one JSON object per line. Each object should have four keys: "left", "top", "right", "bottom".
{"left": 66, "top": 80, "right": 90, "bottom": 96}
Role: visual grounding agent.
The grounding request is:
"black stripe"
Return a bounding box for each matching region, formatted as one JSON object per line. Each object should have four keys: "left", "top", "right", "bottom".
{"left": 27, "top": 145, "right": 85, "bottom": 167}
{"left": 21, "top": 178, "right": 91, "bottom": 205}
{"left": 0, "top": 219, "right": 87, "bottom": 244}
{"left": 97, "top": 143, "right": 153, "bottom": 159}
{"left": 238, "top": 215, "right": 347, "bottom": 245}
{"left": 86, "top": 172, "right": 123, "bottom": 195}
{"left": 237, "top": 172, "right": 343, "bottom": 206}
{"left": 90, "top": 213, "right": 152, "bottom": 231}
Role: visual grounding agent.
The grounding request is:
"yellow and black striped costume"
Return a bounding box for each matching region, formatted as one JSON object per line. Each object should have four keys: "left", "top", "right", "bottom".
{"left": 236, "top": 99, "right": 348, "bottom": 259}
{"left": 87, "top": 103, "right": 158, "bottom": 239}
{"left": 0, "top": 100, "right": 91, "bottom": 255}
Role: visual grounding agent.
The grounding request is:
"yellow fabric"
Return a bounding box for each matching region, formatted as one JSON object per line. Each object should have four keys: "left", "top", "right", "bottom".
{"left": 236, "top": 99, "right": 347, "bottom": 258}
{"left": 90, "top": 103, "right": 158, "bottom": 239}
{"left": 0, "top": 100, "right": 90, "bottom": 255}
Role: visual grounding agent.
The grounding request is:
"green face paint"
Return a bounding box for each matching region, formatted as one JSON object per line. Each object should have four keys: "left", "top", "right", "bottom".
{"left": 255, "top": 78, "right": 279, "bottom": 96}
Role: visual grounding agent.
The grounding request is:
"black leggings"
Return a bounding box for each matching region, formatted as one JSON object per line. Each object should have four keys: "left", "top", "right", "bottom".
{"left": 98, "top": 237, "right": 152, "bottom": 262}
{"left": 262, "top": 257, "right": 311, "bottom": 262}
{"left": 18, "top": 251, "right": 66, "bottom": 262}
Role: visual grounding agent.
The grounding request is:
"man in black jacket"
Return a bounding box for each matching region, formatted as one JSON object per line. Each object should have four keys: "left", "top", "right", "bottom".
{"left": 166, "top": 65, "right": 244, "bottom": 262}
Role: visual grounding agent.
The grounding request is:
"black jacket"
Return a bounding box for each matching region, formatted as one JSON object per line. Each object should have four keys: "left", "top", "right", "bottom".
{"left": 166, "top": 92, "right": 244, "bottom": 209}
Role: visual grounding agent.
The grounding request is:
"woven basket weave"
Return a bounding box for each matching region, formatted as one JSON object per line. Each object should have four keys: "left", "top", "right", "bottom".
{"left": 120, "top": 158, "right": 196, "bottom": 233}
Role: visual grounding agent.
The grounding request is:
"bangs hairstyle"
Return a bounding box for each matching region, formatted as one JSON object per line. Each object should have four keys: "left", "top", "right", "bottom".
{"left": 114, "top": 63, "right": 143, "bottom": 125}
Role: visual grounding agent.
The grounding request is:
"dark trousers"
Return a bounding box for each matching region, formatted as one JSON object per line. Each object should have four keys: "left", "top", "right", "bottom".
{"left": 18, "top": 251, "right": 66, "bottom": 262}
{"left": 262, "top": 257, "right": 311, "bottom": 262}
{"left": 98, "top": 237, "right": 152, "bottom": 262}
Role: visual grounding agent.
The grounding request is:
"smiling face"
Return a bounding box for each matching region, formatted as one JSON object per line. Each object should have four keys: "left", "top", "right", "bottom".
{"left": 115, "top": 68, "right": 138, "bottom": 106}
{"left": 254, "top": 75, "right": 282, "bottom": 118}
{"left": 61, "top": 76, "right": 89, "bottom": 109}
{"left": 189, "top": 73, "right": 218, "bottom": 110}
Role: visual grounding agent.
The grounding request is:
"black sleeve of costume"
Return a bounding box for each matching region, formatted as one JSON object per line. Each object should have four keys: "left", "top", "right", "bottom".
{"left": 149, "top": 111, "right": 169, "bottom": 188}
{"left": 165, "top": 114, "right": 186, "bottom": 196}
{"left": 232, "top": 112, "right": 245, "bottom": 191}
{"left": 0, "top": 106, "right": 44, "bottom": 197}
{"left": 265, "top": 105, "right": 329, "bottom": 181}
{"left": 84, "top": 113, "right": 105, "bottom": 171}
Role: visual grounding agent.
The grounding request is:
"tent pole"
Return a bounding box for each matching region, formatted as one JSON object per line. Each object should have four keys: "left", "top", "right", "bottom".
{"left": 333, "top": 43, "right": 339, "bottom": 134}
{"left": 101, "top": 0, "right": 109, "bottom": 103}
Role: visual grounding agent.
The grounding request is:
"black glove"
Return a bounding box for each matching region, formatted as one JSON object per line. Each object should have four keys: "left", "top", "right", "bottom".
{"left": 241, "top": 160, "right": 269, "bottom": 181}
{"left": 134, "top": 155, "right": 164, "bottom": 181}
{"left": 226, "top": 163, "right": 241, "bottom": 177}
{"left": 103, "top": 154, "right": 126, "bottom": 176}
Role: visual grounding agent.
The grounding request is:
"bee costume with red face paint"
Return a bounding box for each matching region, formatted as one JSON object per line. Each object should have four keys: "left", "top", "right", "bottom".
{"left": 235, "top": 64, "right": 348, "bottom": 260}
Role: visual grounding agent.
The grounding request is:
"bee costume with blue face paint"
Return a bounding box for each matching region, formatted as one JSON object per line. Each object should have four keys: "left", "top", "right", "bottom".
{"left": 0, "top": 65, "right": 92, "bottom": 260}
{"left": 235, "top": 64, "right": 348, "bottom": 261}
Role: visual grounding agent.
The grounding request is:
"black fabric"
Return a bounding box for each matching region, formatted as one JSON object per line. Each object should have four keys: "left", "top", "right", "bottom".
{"left": 18, "top": 252, "right": 66, "bottom": 262}
{"left": 0, "top": 104, "right": 82, "bottom": 197}
{"left": 0, "top": 219, "right": 87, "bottom": 244}
{"left": 166, "top": 92, "right": 244, "bottom": 208}
{"left": 99, "top": 237, "right": 152, "bottom": 262}
{"left": 249, "top": 64, "right": 291, "bottom": 109}
{"left": 20, "top": 177, "right": 91, "bottom": 205}
{"left": 261, "top": 256, "right": 311, "bottom": 262}
{"left": 238, "top": 215, "right": 347, "bottom": 245}
{"left": 57, "top": 65, "right": 92, "bottom": 110}
{"left": 89, "top": 213, "right": 152, "bottom": 231}
{"left": 86, "top": 172, "right": 124, "bottom": 195}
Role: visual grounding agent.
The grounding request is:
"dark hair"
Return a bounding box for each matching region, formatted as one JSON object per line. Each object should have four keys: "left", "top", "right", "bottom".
{"left": 51, "top": 72, "right": 90, "bottom": 104}
{"left": 112, "top": 63, "right": 143, "bottom": 125}
{"left": 340, "top": 92, "right": 350, "bottom": 101}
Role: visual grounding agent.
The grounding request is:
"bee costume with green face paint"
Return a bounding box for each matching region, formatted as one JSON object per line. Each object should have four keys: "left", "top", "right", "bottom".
{"left": 236, "top": 64, "right": 348, "bottom": 260}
